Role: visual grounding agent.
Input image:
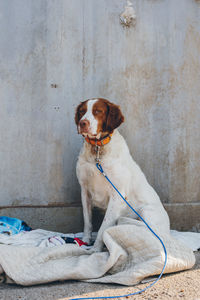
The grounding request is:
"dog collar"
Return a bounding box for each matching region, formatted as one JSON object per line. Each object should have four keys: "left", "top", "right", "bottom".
{"left": 85, "top": 133, "right": 113, "bottom": 147}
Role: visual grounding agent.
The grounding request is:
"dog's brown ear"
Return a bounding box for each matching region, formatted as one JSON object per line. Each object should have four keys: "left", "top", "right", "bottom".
{"left": 106, "top": 102, "right": 124, "bottom": 133}
{"left": 75, "top": 102, "right": 85, "bottom": 125}
{"left": 75, "top": 103, "right": 81, "bottom": 125}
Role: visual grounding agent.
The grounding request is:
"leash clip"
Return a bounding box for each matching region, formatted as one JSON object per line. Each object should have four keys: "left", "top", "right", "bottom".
{"left": 95, "top": 143, "right": 101, "bottom": 163}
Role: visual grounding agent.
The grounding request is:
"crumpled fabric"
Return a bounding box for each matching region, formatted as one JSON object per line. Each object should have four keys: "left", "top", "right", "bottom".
{"left": 0, "top": 228, "right": 96, "bottom": 248}
{"left": 0, "top": 217, "right": 197, "bottom": 286}
{"left": 0, "top": 216, "right": 31, "bottom": 235}
{"left": 171, "top": 230, "right": 200, "bottom": 252}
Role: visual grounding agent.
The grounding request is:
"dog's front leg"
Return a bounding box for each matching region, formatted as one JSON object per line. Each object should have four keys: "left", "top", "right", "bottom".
{"left": 92, "top": 192, "right": 125, "bottom": 252}
{"left": 81, "top": 187, "right": 92, "bottom": 245}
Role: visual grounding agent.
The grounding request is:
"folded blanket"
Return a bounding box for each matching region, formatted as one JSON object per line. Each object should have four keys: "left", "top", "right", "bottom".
{"left": 0, "top": 217, "right": 197, "bottom": 286}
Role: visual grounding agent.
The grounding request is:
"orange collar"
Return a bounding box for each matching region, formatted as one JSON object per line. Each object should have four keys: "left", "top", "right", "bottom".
{"left": 85, "top": 133, "right": 113, "bottom": 147}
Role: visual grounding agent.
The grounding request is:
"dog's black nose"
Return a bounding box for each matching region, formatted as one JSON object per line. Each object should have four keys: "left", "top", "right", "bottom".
{"left": 79, "top": 119, "right": 90, "bottom": 129}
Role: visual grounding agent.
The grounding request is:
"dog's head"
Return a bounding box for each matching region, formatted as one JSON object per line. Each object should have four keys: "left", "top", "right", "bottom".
{"left": 75, "top": 98, "right": 124, "bottom": 138}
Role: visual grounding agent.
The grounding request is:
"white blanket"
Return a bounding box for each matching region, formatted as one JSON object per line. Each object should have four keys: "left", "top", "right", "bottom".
{"left": 0, "top": 217, "right": 197, "bottom": 286}
{"left": 0, "top": 229, "right": 96, "bottom": 248}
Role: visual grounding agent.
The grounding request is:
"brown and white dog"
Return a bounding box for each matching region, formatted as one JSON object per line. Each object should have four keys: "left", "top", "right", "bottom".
{"left": 75, "top": 98, "right": 170, "bottom": 252}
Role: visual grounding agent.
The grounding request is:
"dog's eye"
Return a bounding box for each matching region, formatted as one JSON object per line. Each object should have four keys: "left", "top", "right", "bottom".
{"left": 94, "top": 109, "right": 102, "bottom": 114}
{"left": 79, "top": 109, "right": 86, "bottom": 114}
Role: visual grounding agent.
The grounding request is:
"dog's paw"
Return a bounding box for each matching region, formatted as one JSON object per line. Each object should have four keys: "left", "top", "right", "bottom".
{"left": 82, "top": 235, "right": 92, "bottom": 245}
{"left": 86, "top": 245, "right": 101, "bottom": 253}
{"left": 90, "top": 240, "right": 104, "bottom": 252}
{"left": 91, "top": 246, "right": 102, "bottom": 253}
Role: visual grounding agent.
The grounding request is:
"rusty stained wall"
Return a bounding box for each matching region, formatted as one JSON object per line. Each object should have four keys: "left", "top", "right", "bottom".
{"left": 0, "top": 0, "right": 199, "bottom": 231}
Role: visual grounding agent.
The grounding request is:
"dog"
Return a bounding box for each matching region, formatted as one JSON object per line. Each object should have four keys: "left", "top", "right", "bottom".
{"left": 75, "top": 98, "right": 170, "bottom": 252}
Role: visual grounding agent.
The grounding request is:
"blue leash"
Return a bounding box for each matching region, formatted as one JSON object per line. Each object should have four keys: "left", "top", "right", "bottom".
{"left": 70, "top": 163, "right": 167, "bottom": 300}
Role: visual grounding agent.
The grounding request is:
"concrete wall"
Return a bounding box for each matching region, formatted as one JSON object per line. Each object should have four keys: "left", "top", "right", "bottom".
{"left": 0, "top": 0, "right": 199, "bottom": 232}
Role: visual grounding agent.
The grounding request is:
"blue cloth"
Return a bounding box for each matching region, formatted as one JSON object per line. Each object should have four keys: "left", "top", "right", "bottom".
{"left": 0, "top": 216, "right": 32, "bottom": 235}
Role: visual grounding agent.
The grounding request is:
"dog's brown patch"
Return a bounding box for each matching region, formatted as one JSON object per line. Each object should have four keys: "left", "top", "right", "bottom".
{"left": 94, "top": 98, "right": 124, "bottom": 134}
{"left": 75, "top": 100, "right": 88, "bottom": 125}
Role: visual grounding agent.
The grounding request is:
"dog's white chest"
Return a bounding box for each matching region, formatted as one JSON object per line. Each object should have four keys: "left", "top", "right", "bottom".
{"left": 77, "top": 160, "right": 110, "bottom": 210}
